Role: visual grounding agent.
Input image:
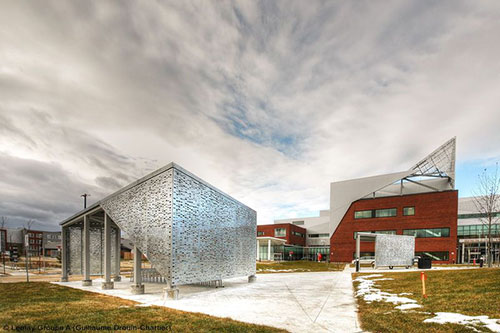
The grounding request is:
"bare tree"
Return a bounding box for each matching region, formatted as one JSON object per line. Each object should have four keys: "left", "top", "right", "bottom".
{"left": 472, "top": 163, "right": 500, "bottom": 267}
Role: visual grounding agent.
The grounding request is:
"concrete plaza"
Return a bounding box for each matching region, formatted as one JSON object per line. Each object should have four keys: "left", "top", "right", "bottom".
{"left": 54, "top": 268, "right": 361, "bottom": 333}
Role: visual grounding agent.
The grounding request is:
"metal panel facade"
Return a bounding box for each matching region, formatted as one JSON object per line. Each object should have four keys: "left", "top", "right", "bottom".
{"left": 171, "top": 168, "right": 256, "bottom": 285}
{"left": 101, "top": 168, "right": 174, "bottom": 281}
{"left": 375, "top": 234, "right": 415, "bottom": 267}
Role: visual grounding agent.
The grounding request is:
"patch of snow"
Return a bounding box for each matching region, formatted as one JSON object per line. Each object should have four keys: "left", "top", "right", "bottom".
{"left": 395, "top": 304, "right": 422, "bottom": 310}
{"left": 424, "top": 312, "right": 500, "bottom": 332}
{"left": 354, "top": 275, "right": 415, "bottom": 305}
{"left": 257, "top": 269, "right": 311, "bottom": 272}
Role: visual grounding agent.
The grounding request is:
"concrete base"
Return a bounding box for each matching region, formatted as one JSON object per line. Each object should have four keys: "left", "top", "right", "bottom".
{"left": 113, "top": 275, "right": 121, "bottom": 282}
{"left": 163, "top": 287, "right": 179, "bottom": 300}
{"left": 248, "top": 275, "right": 257, "bottom": 283}
{"left": 101, "top": 281, "right": 114, "bottom": 290}
{"left": 82, "top": 279, "right": 92, "bottom": 286}
{"left": 60, "top": 276, "right": 68, "bottom": 282}
{"left": 131, "top": 284, "right": 145, "bottom": 294}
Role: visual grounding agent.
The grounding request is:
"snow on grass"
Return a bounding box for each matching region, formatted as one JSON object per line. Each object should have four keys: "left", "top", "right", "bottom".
{"left": 424, "top": 312, "right": 500, "bottom": 332}
{"left": 355, "top": 275, "right": 418, "bottom": 306}
{"left": 395, "top": 303, "right": 422, "bottom": 310}
{"left": 355, "top": 274, "right": 500, "bottom": 332}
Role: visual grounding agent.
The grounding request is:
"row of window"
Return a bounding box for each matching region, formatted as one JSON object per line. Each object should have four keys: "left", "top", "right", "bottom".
{"left": 354, "top": 251, "right": 449, "bottom": 261}
{"left": 354, "top": 207, "right": 415, "bottom": 219}
{"left": 403, "top": 228, "right": 450, "bottom": 238}
{"left": 353, "top": 230, "right": 396, "bottom": 239}
{"left": 458, "top": 224, "right": 500, "bottom": 236}
{"left": 354, "top": 228, "right": 450, "bottom": 239}
{"left": 28, "top": 233, "right": 43, "bottom": 238}
{"left": 258, "top": 228, "right": 306, "bottom": 238}
{"left": 458, "top": 212, "right": 500, "bottom": 219}
{"left": 308, "top": 233, "right": 329, "bottom": 238}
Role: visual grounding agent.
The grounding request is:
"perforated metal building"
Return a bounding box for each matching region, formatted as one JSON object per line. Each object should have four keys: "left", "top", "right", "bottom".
{"left": 60, "top": 163, "right": 257, "bottom": 297}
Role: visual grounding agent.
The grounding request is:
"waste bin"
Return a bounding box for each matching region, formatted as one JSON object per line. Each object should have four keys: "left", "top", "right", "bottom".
{"left": 418, "top": 257, "right": 432, "bottom": 269}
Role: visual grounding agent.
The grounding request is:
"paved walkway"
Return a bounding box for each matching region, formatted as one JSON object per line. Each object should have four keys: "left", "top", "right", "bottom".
{"left": 55, "top": 269, "right": 361, "bottom": 333}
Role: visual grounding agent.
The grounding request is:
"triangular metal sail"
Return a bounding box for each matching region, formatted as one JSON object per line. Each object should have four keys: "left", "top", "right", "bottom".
{"left": 411, "top": 137, "right": 456, "bottom": 187}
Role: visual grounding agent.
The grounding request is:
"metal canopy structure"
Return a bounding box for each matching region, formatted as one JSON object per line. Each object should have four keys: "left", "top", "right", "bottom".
{"left": 330, "top": 137, "right": 456, "bottom": 236}
{"left": 60, "top": 163, "right": 257, "bottom": 298}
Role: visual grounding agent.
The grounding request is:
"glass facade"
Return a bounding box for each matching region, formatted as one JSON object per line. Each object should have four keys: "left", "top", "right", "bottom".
{"left": 403, "top": 206, "right": 415, "bottom": 216}
{"left": 403, "top": 228, "right": 450, "bottom": 238}
{"left": 416, "top": 251, "right": 449, "bottom": 261}
{"left": 458, "top": 224, "right": 500, "bottom": 237}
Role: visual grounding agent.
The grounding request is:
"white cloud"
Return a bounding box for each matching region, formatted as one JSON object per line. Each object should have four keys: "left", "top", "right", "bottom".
{"left": 0, "top": 1, "right": 500, "bottom": 229}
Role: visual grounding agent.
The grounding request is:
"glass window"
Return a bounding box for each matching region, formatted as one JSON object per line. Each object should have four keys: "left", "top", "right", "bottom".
{"left": 415, "top": 251, "right": 449, "bottom": 261}
{"left": 403, "top": 228, "right": 450, "bottom": 238}
{"left": 354, "top": 210, "right": 373, "bottom": 219}
{"left": 403, "top": 207, "right": 415, "bottom": 216}
{"left": 292, "top": 231, "right": 305, "bottom": 238}
{"left": 275, "top": 228, "right": 286, "bottom": 237}
{"left": 309, "top": 233, "right": 329, "bottom": 238}
{"left": 257, "top": 231, "right": 264, "bottom": 236}
{"left": 354, "top": 230, "right": 397, "bottom": 239}
{"left": 375, "top": 208, "right": 397, "bottom": 218}
{"left": 292, "top": 221, "right": 304, "bottom": 225}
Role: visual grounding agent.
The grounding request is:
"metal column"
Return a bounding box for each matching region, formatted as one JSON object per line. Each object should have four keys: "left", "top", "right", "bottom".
{"left": 60, "top": 227, "right": 68, "bottom": 282}
{"left": 131, "top": 245, "right": 144, "bottom": 294}
{"left": 82, "top": 215, "right": 92, "bottom": 286}
{"left": 256, "top": 239, "right": 260, "bottom": 260}
{"left": 461, "top": 242, "right": 465, "bottom": 264}
{"left": 355, "top": 234, "right": 361, "bottom": 272}
{"left": 102, "top": 214, "right": 113, "bottom": 289}
{"left": 267, "top": 239, "right": 271, "bottom": 261}
{"left": 113, "top": 226, "right": 121, "bottom": 281}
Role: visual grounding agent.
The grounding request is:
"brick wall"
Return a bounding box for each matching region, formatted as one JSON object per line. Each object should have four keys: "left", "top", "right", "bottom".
{"left": 329, "top": 190, "right": 458, "bottom": 263}
{"left": 257, "top": 223, "right": 307, "bottom": 246}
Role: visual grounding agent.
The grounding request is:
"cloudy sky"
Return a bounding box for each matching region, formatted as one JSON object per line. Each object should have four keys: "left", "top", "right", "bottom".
{"left": 1, "top": 1, "right": 500, "bottom": 231}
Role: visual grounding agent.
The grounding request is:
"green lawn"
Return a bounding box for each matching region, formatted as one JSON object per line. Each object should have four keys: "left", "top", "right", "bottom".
{"left": 0, "top": 282, "right": 285, "bottom": 332}
{"left": 353, "top": 268, "right": 500, "bottom": 333}
{"left": 257, "top": 260, "right": 344, "bottom": 273}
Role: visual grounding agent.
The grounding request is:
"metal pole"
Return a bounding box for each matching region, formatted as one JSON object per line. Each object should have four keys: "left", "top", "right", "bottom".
{"left": 25, "top": 234, "right": 29, "bottom": 283}
{"left": 356, "top": 234, "right": 361, "bottom": 272}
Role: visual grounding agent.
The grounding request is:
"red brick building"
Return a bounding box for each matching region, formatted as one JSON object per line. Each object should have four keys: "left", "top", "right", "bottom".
{"left": 330, "top": 190, "right": 458, "bottom": 263}
{"left": 257, "top": 223, "right": 306, "bottom": 246}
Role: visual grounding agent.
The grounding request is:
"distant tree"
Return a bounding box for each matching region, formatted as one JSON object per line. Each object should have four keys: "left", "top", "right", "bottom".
{"left": 472, "top": 163, "right": 500, "bottom": 267}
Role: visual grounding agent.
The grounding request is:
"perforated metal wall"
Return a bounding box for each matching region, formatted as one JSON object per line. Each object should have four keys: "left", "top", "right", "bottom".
{"left": 101, "top": 168, "right": 174, "bottom": 281}
{"left": 67, "top": 224, "right": 82, "bottom": 275}
{"left": 66, "top": 222, "right": 117, "bottom": 276}
{"left": 375, "top": 234, "right": 415, "bottom": 267}
{"left": 171, "top": 168, "right": 257, "bottom": 285}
